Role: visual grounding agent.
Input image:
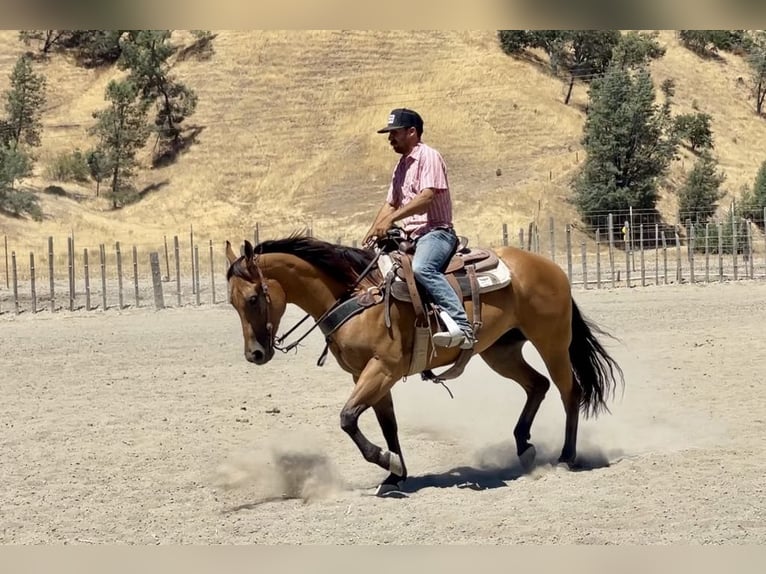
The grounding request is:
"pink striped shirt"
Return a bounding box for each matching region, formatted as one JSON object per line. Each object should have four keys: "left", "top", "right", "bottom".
{"left": 385, "top": 142, "right": 452, "bottom": 239}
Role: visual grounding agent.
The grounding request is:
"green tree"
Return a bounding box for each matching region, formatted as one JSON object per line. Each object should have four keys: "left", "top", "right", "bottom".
{"left": 118, "top": 30, "right": 198, "bottom": 163}
{"left": 86, "top": 148, "right": 110, "bottom": 197}
{"left": 747, "top": 32, "right": 766, "bottom": 116}
{"left": 572, "top": 64, "right": 678, "bottom": 224}
{"left": 498, "top": 30, "right": 621, "bottom": 104}
{"left": 678, "top": 30, "right": 750, "bottom": 57}
{"left": 5, "top": 54, "right": 46, "bottom": 150}
{"left": 0, "top": 144, "right": 39, "bottom": 219}
{"left": 611, "top": 31, "right": 666, "bottom": 68}
{"left": 89, "top": 80, "right": 150, "bottom": 208}
{"left": 677, "top": 151, "right": 725, "bottom": 223}
{"left": 19, "top": 30, "right": 125, "bottom": 66}
{"left": 739, "top": 160, "right": 766, "bottom": 225}
{"left": 673, "top": 112, "right": 714, "bottom": 152}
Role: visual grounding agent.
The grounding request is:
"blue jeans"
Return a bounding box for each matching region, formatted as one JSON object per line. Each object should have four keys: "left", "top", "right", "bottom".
{"left": 411, "top": 228, "right": 472, "bottom": 333}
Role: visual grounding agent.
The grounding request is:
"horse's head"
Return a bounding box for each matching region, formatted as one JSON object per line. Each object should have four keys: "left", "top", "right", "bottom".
{"left": 225, "top": 240, "right": 287, "bottom": 365}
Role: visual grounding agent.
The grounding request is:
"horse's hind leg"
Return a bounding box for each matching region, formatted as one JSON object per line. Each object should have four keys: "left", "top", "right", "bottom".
{"left": 537, "top": 343, "right": 581, "bottom": 467}
{"left": 480, "top": 329, "right": 550, "bottom": 471}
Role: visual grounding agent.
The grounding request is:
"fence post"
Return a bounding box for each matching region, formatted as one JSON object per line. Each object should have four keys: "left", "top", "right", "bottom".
{"left": 12, "top": 251, "right": 19, "bottom": 314}
{"left": 3, "top": 235, "right": 8, "bottom": 289}
{"left": 689, "top": 224, "right": 696, "bottom": 284}
{"left": 595, "top": 229, "right": 601, "bottom": 289}
{"left": 116, "top": 241, "right": 124, "bottom": 309}
{"left": 704, "top": 223, "right": 710, "bottom": 283}
{"left": 68, "top": 237, "right": 75, "bottom": 311}
{"left": 565, "top": 224, "right": 572, "bottom": 283}
{"left": 254, "top": 222, "right": 260, "bottom": 246}
{"left": 209, "top": 239, "right": 216, "bottom": 304}
{"left": 674, "top": 229, "right": 682, "bottom": 283}
{"left": 190, "top": 225, "right": 196, "bottom": 294}
{"left": 608, "top": 213, "right": 615, "bottom": 288}
{"left": 48, "top": 236, "right": 55, "bottom": 312}
{"left": 745, "top": 219, "right": 755, "bottom": 279}
{"left": 150, "top": 252, "right": 165, "bottom": 310}
{"left": 133, "top": 245, "right": 140, "bottom": 307}
{"left": 549, "top": 217, "right": 555, "bottom": 262}
{"left": 174, "top": 235, "right": 181, "bottom": 306}
{"left": 581, "top": 241, "right": 588, "bottom": 289}
{"left": 163, "top": 235, "right": 171, "bottom": 281}
{"left": 518, "top": 228, "right": 524, "bottom": 250}
{"left": 661, "top": 231, "right": 668, "bottom": 285}
{"left": 718, "top": 221, "right": 724, "bottom": 282}
{"left": 100, "top": 244, "right": 107, "bottom": 311}
{"left": 194, "top": 245, "right": 201, "bottom": 306}
{"left": 84, "top": 248, "right": 91, "bottom": 311}
{"left": 502, "top": 223, "right": 508, "bottom": 247}
{"left": 639, "top": 223, "right": 646, "bottom": 287}
{"left": 624, "top": 222, "right": 631, "bottom": 288}
{"left": 30, "top": 252, "right": 36, "bottom": 313}
{"left": 654, "top": 223, "right": 659, "bottom": 286}
{"left": 731, "top": 211, "right": 738, "bottom": 281}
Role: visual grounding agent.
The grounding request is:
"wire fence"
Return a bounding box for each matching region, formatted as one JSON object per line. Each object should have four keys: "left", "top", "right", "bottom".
{"left": 3, "top": 207, "right": 766, "bottom": 315}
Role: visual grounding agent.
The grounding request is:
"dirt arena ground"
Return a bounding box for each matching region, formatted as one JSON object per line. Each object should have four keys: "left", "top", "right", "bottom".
{"left": 2, "top": 281, "right": 765, "bottom": 545}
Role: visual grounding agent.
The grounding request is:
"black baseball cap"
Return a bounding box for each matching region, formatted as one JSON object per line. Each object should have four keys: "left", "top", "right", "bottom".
{"left": 377, "top": 108, "right": 423, "bottom": 133}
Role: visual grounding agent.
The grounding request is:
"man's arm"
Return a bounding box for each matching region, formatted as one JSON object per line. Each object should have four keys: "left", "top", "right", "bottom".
{"left": 363, "top": 201, "right": 396, "bottom": 245}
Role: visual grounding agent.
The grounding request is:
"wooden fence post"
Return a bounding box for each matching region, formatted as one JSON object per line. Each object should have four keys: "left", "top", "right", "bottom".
{"left": 163, "top": 235, "right": 171, "bottom": 281}
{"left": 747, "top": 220, "right": 754, "bottom": 279}
{"left": 116, "top": 241, "right": 124, "bottom": 309}
{"left": 12, "top": 251, "right": 19, "bottom": 314}
{"left": 689, "top": 224, "right": 696, "bottom": 284}
{"left": 209, "top": 239, "right": 216, "bottom": 304}
{"left": 732, "top": 212, "right": 738, "bottom": 281}
{"left": 502, "top": 223, "right": 508, "bottom": 247}
{"left": 608, "top": 213, "right": 615, "bottom": 288}
{"left": 581, "top": 241, "right": 588, "bottom": 289}
{"left": 661, "top": 231, "right": 668, "bottom": 285}
{"left": 150, "top": 252, "right": 165, "bottom": 309}
{"left": 705, "top": 223, "right": 710, "bottom": 283}
{"left": 67, "top": 237, "right": 75, "bottom": 311}
{"left": 174, "top": 235, "right": 181, "bottom": 306}
{"left": 84, "top": 248, "right": 91, "bottom": 311}
{"left": 595, "top": 229, "right": 601, "bottom": 289}
{"left": 549, "top": 217, "right": 555, "bottom": 262}
{"left": 624, "top": 222, "right": 631, "bottom": 288}
{"left": 518, "top": 228, "right": 524, "bottom": 250}
{"left": 190, "top": 225, "right": 196, "bottom": 294}
{"left": 133, "top": 245, "right": 140, "bottom": 307}
{"left": 48, "top": 236, "right": 55, "bottom": 312}
{"left": 30, "top": 252, "right": 36, "bottom": 313}
{"left": 100, "top": 244, "right": 107, "bottom": 311}
{"left": 718, "top": 221, "right": 724, "bottom": 282}
{"left": 4, "top": 235, "right": 8, "bottom": 289}
{"left": 654, "top": 223, "right": 659, "bottom": 286}
{"left": 639, "top": 223, "right": 646, "bottom": 287}
{"left": 565, "top": 224, "right": 572, "bottom": 283}
{"left": 194, "top": 245, "right": 201, "bottom": 306}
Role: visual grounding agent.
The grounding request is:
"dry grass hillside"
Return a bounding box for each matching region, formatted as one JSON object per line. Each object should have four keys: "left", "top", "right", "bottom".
{"left": 1, "top": 30, "right": 765, "bottom": 257}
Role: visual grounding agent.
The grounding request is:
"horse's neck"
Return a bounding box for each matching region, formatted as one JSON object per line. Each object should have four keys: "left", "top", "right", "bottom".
{"left": 261, "top": 254, "right": 343, "bottom": 319}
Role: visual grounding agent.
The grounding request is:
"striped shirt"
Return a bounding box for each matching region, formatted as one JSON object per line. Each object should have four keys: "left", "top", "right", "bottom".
{"left": 385, "top": 142, "right": 452, "bottom": 239}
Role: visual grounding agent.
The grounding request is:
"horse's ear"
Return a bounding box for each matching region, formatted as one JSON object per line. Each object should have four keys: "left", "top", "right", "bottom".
{"left": 225, "top": 240, "right": 238, "bottom": 264}
{"left": 244, "top": 240, "right": 254, "bottom": 259}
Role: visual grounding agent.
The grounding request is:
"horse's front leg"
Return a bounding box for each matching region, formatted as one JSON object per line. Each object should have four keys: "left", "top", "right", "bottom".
{"left": 340, "top": 358, "right": 404, "bottom": 494}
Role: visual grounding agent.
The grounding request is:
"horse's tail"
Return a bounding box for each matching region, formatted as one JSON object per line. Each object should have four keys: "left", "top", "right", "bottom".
{"left": 569, "top": 299, "right": 625, "bottom": 419}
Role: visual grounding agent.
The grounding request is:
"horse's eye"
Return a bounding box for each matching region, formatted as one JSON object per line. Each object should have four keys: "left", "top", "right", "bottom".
{"left": 248, "top": 294, "right": 259, "bottom": 306}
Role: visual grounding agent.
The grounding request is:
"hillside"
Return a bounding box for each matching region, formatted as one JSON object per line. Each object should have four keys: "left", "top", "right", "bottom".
{"left": 1, "top": 30, "right": 765, "bottom": 257}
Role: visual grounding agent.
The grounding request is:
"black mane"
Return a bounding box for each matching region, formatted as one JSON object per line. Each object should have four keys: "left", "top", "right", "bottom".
{"left": 228, "top": 233, "right": 380, "bottom": 288}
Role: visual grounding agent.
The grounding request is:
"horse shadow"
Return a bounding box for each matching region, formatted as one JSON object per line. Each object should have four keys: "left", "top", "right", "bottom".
{"left": 394, "top": 445, "right": 615, "bottom": 495}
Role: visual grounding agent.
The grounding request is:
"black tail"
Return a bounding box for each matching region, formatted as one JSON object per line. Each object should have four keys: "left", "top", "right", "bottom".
{"left": 569, "top": 300, "right": 625, "bottom": 419}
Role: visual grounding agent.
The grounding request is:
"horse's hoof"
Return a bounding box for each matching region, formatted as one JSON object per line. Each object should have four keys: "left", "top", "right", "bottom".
{"left": 374, "top": 482, "right": 407, "bottom": 498}
{"left": 519, "top": 445, "right": 537, "bottom": 472}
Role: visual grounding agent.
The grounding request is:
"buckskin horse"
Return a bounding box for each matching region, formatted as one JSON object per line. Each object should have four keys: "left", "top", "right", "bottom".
{"left": 224, "top": 232, "right": 624, "bottom": 495}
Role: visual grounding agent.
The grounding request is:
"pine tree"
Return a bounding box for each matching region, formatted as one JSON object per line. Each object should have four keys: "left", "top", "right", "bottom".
{"left": 572, "top": 64, "right": 678, "bottom": 224}
{"left": 677, "top": 151, "right": 725, "bottom": 223}
{"left": 4, "top": 54, "right": 46, "bottom": 150}
{"left": 89, "top": 80, "right": 151, "bottom": 208}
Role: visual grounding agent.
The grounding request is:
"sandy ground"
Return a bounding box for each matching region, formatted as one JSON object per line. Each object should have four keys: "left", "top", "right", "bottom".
{"left": 2, "top": 281, "right": 766, "bottom": 545}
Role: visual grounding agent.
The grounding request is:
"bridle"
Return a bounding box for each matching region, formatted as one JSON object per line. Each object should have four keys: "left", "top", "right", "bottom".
{"left": 249, "top": 257, "right": 275, "bottom": 354}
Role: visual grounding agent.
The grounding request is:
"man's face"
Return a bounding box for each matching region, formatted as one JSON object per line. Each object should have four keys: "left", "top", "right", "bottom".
{"left": 387, "top": 126, "right": 416, "bottom": 155}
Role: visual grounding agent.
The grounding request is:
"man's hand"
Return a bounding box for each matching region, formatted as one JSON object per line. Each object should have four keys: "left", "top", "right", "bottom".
{"left": 363, "top": 216, "right": 394, "bottom": 246}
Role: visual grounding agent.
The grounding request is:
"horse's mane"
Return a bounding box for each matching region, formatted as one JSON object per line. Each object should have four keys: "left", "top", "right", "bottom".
{"left": 228, "top": 233, "right": 381, "bottom": 289}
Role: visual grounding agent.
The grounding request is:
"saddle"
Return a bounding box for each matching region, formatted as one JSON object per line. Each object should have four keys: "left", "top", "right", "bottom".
{"left": 375, "top": 231, "right": 511, "bottom": 382}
